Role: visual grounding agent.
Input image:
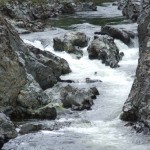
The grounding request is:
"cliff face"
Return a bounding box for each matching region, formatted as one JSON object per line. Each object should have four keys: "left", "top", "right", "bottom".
{"left": 120, "top": 0, "right": 150, "bottom": 133}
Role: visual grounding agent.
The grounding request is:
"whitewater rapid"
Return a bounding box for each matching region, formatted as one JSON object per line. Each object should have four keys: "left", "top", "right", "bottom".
{"left": 19, "top": 26, "right": 150, "bottom": 150}
{"left": 3, "top": 2, "right": 150, "bottom": 150}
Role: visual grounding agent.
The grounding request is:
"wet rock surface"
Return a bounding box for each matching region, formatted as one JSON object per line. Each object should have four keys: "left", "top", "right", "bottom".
{"left": 87, "top": 35, "right": 123, "bottom": 68}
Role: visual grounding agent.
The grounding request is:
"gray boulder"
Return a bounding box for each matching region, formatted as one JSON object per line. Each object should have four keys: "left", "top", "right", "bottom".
{"left": 0, "top": 16, "right": 26, "bottom": 107}
{"left": 120, "top": 2, "right": 150, "bottom": 133}
{"left": 53, "top": 32, "right": 89, "bottom": 58}
{"left": 101, "top": 25, "right": 135, "bottom": 46}
{"left": 87, "top": 35, "right": 123, "bottom": 68}
{"left": 60, "top": 85, "right": 99, "bottom": 111}
{"left": 0, "top": 16, "right": 71, "bottom": 120}
{"left": 26, "top": 45, "right": 71, "bottom": 90}
{"left": 0, "top": 113, "right": 17, "bottom": 149}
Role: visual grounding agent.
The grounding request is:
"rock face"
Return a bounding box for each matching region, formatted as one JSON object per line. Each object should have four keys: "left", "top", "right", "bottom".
{"left": 101, "top": 25, "right": 135, "bottom": 46}
{"left": 0, "top": 15, "right": 71, "bottom": 121}
{"left": 0, "top": 16, "right": 26, "bottom": 107}
{"left": 0, "top": 113, "right": 17, "bottom": 149}
{"left": 87, "top": 35, "right": 122, "bottom": 68}
{"left": 53, "top": 32, "right": 89, "bottom": 58}
{"left": 120, "top": 0, "right": 150, "bottom": 133}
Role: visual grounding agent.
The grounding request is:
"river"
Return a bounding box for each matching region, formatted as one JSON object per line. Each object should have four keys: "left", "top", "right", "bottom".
{"left": 3, "top": 2, "right": 150, "bottom": 150}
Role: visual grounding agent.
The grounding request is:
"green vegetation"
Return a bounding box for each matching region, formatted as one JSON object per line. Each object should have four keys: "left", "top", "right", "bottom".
{"left": 0, "top": 0, "right": 10, "bottom": 6}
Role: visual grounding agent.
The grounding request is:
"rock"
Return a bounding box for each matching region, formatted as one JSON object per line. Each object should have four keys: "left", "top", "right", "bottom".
{"left": 122, "top": 0, "right": 141, "bottom": 22}
{"left": 90, "top": 87, "right": 100, "bottom": 96}
{"left": 32, "top": 104, "right": 57, "bottom": 120}
{"left": 87, "top": 35, "right": 122, "bottom": 68}
{"left": 85, "top": 78, "right": 102, "bottom": 83}
{"left": 74, "top": 2, "right": 97, "bottom": 11}
{"left": 0, "top": 113, "right": 17, "bottom": 149}
{"left": 19, "top": 120, "right": 71, "bottom": 135}
{"left": 53, "top": 32, "right": 89, "bottom": 58}
{"left": 26, "top": 45, "right": 71, "bottom": 90}
{"left": 120, "top": 0, "right": 150, "bottom": 133}
{"left": 101, "top": 25, "right": 134, "bottom": 46}
{"left": 60, "top": 85, "right": 98, "bottom": 110}
{"left": 60, "top": 2, "right": 75, "bottom": 14}
{"left": 0, "top": 16, "right": 26, "bottom": 107}
{"left": 0, "top": 15, "right": 71, "bottom": 121}
{"left": 118, "top": 0, "right": 127, "bottom": 10}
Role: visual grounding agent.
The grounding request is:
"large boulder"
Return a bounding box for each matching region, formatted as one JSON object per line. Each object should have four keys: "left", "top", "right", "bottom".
{"left": 87, "top": 35, "right": 123, "bottom": 68}
{"left": 120, "top": 3, "right": 150, "bottom": 133}
{"left": 26, "top": 45, "right": 71, "bottom": 90}
{"left": 0, "top": 15, "right": 26, "bottom": 107}
{"left": 101, "top": 25, "right": 135, "bottom": 46}
{"left": 0, "top": 16, "right": 71, "bottom": 121}
{"left": 0, "top": 113, "right": 17, "bottom": 149}
{"left": 53, "top": 32, "right": 89, "bottom": 58}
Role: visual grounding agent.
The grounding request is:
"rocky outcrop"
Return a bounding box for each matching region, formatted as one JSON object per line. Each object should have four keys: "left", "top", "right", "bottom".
{"left": 0, "top": 113, "right": 17, "bottom": 149}
{"left": 120, "top": 0, "right": 150, "bottom": 133}
{"left": 87, "top": 35, "right": 123, "bottom": 68}
{"left": 0, "top": 0, "right": 97, "bottom": 33}
{"left": 0, "top": 16, "right": 26, "bottom": 108}
{"left": 53, "top": 32, "right": 89, "bottom": 58}
{"left": 0, "top": 15, "right": 71, "bottom": 121}
{"left": 101, "top": 25, "right": 135, "bottom": 46}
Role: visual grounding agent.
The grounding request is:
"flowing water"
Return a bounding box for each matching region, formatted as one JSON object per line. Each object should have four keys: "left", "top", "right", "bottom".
{"left": 3, "top": 2, "right": 150, "bottom": 150}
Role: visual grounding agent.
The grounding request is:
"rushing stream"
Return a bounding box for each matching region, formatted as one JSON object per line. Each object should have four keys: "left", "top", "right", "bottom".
{"left": 3, "top": 2, "right": 150, "bottom": 150}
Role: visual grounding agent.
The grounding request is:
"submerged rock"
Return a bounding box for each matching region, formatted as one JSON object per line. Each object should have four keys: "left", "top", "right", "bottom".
{"left": 87, "top": 35, "right": 123, "bottom": 68}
